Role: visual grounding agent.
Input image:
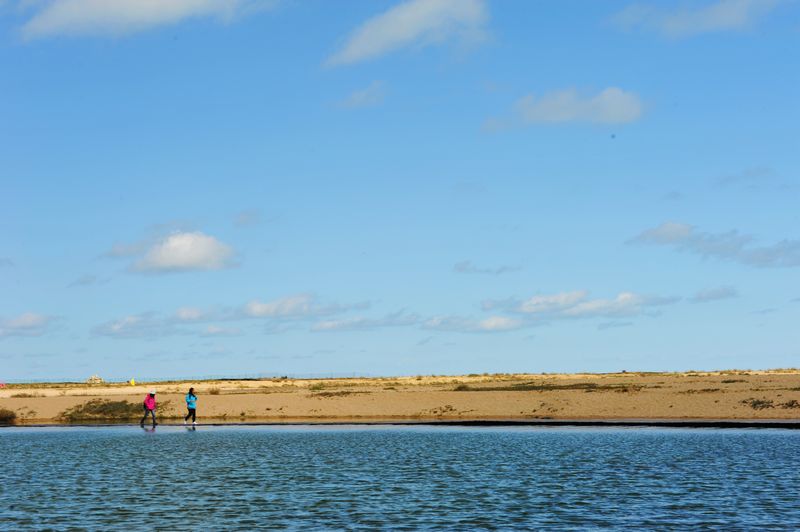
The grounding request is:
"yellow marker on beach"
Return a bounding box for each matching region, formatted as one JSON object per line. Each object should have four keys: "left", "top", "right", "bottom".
{"left": 129, "top": 378, "right": 135, "bottom": 386}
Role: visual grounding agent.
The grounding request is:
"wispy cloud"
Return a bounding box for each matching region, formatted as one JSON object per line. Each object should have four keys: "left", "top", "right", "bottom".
{"left": 453, "top": 260, "right": 520, "bottom": 275}
{"left": 94, "top": 294, "right": 368, "bottom": 339}
{"left": 327, "top": 0, "right": 487, "bottom": 67}
{"left": 441, "top": 289, "right": 677, "bottom": 333}
{"left": 92, "top": 313, "right": 175, "bottom": 339}
{"left": 716, "top": 166, "right": 775, "bottom": 187}
{"left": 20, "top": 0, "right": 277, "bottom": 39}
{"left": 485, "top": 87, "right": 643, "bottom": 130}
{"left": 560, "top": 292, "right": 677, "bottom": 318}
{"left": 93, "top": 310, "right": 237, "bottom": 339}
{"left": 94, "top": 310, "right": 248, "bottom": 339}
{"left": 233, "top": 209, "right": 261, "bottom": 227}
{"left": 714, "top": 166, "right": 793, "bottom": 191}
{"left": 339, "top": 80, "right": 387, "bottom": 109}
{"left": 106, "top": 240, "right": 149, "bottom": 258}
{"left": 68, "top": 274, "right": 110, "bottom": 288}
{"left": 0, "top": 312, "right": 53, "bottom": 338}
{"left": 423, "top": 315, "right": 527, "bottom": 333}
{"left": 597, "top": 320, "right": 633, "bottom": 331}
{"left": 661, "top": 190, "right": 685, "bottom": 202}
{"left": 312, "top": 310, "right": 419, "bottom": 331}
{"left": 200, "top": 325, "right": 242, "bottom": 337}
{"left": 0, "top": 257, "right": 14, "bottom": 268}
{"left": 482, "top": 291, "right": 582, "bottom": 315}
{"left": 483, "top": 290, "right": 679, "bottom": 319}
{"left": 632, "top": 222, "right": 800, "bottom": 268}
{"left": 612, "top": 0, "right": 780, "bottom": 38}
{"left": 752, "top": 308, "right": 777, "bottom": 315}
{"left": 691, "top": 286, "right": 738, "bottom": 303}
{"left": 243, "top": 294, "right": 356, "bottom": 320}
{"left": 174, "top": 307, "right": 206, "bottom": 321}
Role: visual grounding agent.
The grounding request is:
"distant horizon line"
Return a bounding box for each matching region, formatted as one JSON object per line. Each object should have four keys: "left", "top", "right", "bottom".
{"left": 3, "top": 367, "right": 799, "bottom": 385}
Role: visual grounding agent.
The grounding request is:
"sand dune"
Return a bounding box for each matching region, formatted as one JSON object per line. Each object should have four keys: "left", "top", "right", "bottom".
{"left": 2, "top": 370, "right": 800, "bottom": 424}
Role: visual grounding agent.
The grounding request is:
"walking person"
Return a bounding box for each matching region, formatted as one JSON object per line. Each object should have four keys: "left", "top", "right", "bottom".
{"left": 184, "top": 387, "right": 198, "bottom": 425}
{"left": 140, "top": 389, "right": 157, "bottom": 427}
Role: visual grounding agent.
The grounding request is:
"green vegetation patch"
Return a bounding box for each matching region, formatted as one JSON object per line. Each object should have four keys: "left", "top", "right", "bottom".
{"left": 312, "top": 391, "right": 371, "bottom": 398}
{"left": 741, "top": 398, "right": 773, "bottom": 410}
{"left": 453, "top": 382, "right": 643, "bottom": 393}
{"left": 0, "top": 408, "right": 16, "bottom": 425}
{"left": 741, "top": 398, "right": 800, "bottom": 410}
{"left": 58, "top": 399, "right": 173, "bottom": 422}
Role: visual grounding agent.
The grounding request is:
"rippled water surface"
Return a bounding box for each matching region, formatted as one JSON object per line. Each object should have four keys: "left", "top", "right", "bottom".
{"left": 1, "top": 426, "right": 799, "bottom": 530}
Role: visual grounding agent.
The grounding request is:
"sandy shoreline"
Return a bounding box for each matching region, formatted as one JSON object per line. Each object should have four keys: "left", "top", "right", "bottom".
{"left": 3, "top": 370, "right": 800, "bottom": 424}
{"left": 9, "top": 420, "right": 800, "bottom": 430}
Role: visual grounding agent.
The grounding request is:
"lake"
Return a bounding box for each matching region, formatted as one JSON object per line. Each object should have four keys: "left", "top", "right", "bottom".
{"left": 1, "top": 426, "right": 798, "bottom": 529}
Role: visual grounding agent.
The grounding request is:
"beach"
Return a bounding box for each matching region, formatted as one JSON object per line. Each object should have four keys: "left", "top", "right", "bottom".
{"left": 2, "top": 369, "right": 800, "bottom": 424}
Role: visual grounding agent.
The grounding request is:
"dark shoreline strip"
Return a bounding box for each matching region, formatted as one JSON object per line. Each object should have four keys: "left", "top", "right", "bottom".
{"left": 4, "top": 419, "right": 800, "bottom": 429}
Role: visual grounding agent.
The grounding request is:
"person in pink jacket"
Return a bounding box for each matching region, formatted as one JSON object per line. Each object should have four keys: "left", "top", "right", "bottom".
{"left": 140, "top": 389, "right": 157, "bottom": 427}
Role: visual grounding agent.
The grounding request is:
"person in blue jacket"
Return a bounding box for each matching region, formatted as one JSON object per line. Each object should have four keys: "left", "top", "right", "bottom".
{"left": 184, "top": 387, "right": 198, "bottom": 425}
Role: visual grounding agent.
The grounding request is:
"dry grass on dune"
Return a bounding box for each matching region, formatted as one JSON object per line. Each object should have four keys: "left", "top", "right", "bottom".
{"left": 2, "top": 370, "right": 800, "bottom": 424}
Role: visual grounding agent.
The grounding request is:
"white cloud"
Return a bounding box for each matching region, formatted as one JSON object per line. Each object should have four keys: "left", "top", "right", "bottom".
{"left": 691, "top": 286, "right": 739, "bottom": 303}
{"left": 20, "top": 0, "right": 276, "bottom": 39}
{"left": 327, "top": 0, "right": 487, "bottom": 67}
{"left": 423, "top": 314, "right": 526, "bottom": 333}
{"left": 0, "top": 312, "right": 52, "bottom": 337}
{"left": 312, "top": 310, "right": 419, "bottom": 331}
{"left": 514, "top": 87, "right": 643, "bottom": 126}
{"left": 133, "top": 231, "right": 235, "bottom": 273}
{"left": 612, "top": 0, "right": 780, "bottom": 38}
{"left": 632, "top": 222, "right": 800, "bottom": 268}
{"left": 340, "top": 80, "right": 387, "bottom": 109}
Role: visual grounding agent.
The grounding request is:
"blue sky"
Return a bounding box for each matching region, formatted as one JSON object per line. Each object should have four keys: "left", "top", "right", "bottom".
{"left": 1, "top": 0, "right": 799, "bottom": 381}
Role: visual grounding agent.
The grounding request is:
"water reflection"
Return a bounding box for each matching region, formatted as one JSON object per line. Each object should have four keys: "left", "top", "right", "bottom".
{"left": 1, "top": 426, "right": 798, "bottom": 529}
